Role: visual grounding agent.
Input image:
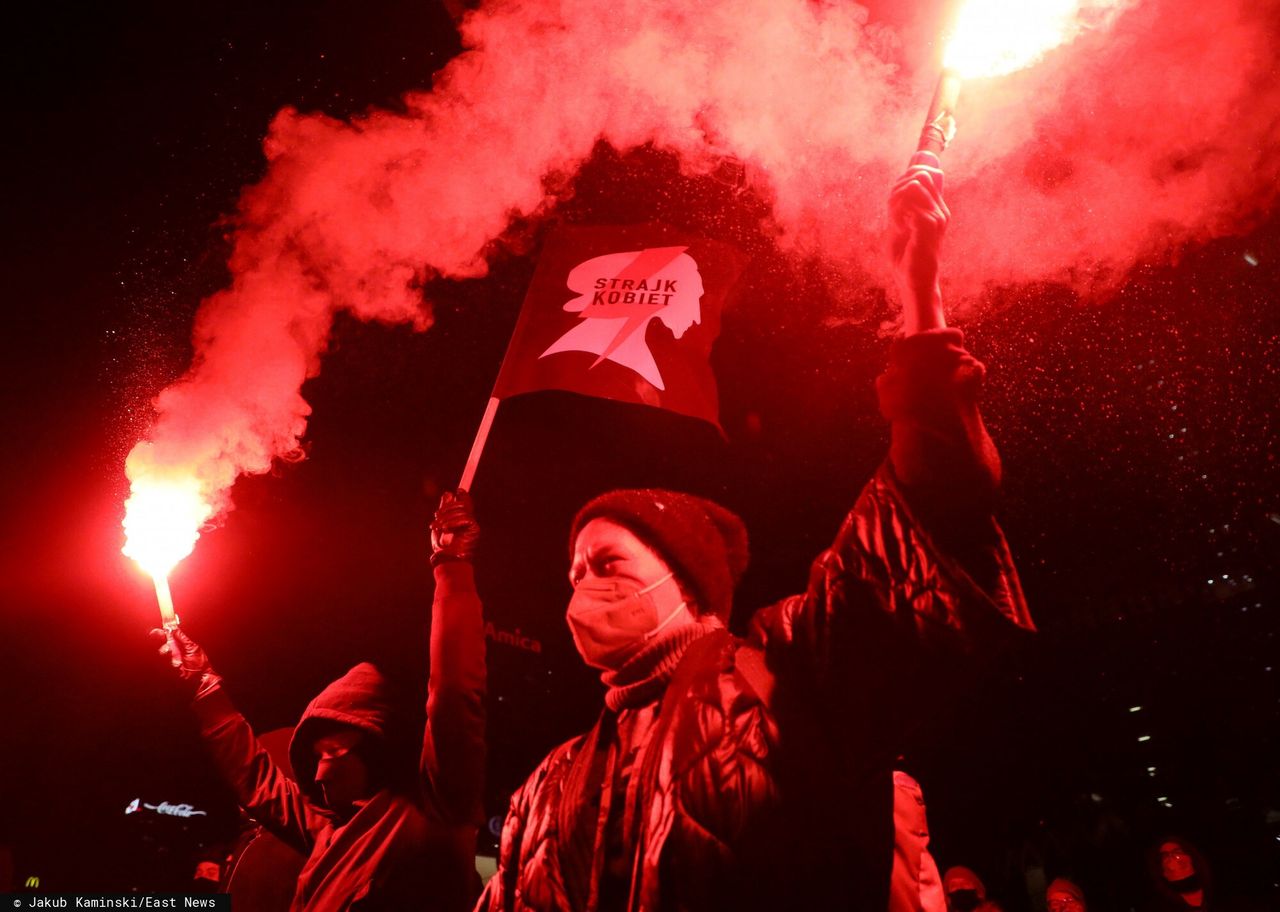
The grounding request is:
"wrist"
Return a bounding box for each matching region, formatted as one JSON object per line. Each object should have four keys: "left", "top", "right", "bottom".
{"left": 430, "top": 550, "right": 474, "bottom": 567}
{"left": 899, "top": 281, "right": 945, "bottom": 335}
{"left": 194, "top": 673, "right": 223, "bottom": 701}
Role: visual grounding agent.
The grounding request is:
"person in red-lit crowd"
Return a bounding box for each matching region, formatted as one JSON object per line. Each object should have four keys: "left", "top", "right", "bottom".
{"left": 1143, "top": 836, "right": 1268, "bottom": 912}
{"left": 1046, "top": 877, "right": 1088, "bottom": 912}
{"left": 943, "top": 865, "right": 1004, "bottom": 912}
{"left": 1153, "top": 839, "right": 1209, "bottom": 909}
{"left": 1147, "top": 838, "right": 1213, "bottom": 911}
{"left": 476, "top": 155, "right": 1034, "bottom": 912}
{"left": 1148, "top": 838, "right": 1219, "bottom": 911}
{"left": 191, "top": 854, "right": 226, "bottom": 893}
{"left": 155, "top": 493, "right": 486, "bottom": 912}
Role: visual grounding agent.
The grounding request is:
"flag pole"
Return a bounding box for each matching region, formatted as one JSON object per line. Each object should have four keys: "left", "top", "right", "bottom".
{"left": 458, "top": 396, "right": 500, "bottom": 491}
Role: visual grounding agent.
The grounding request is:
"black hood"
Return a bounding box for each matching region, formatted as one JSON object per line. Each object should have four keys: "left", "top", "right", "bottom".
{"left": 288, "top": 662, "right": 398, "bottom": 801}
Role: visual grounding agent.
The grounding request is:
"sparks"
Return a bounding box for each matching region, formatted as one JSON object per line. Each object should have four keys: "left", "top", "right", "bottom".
{"left": 942, "top": 0, "right": 1130, "bottom": 80}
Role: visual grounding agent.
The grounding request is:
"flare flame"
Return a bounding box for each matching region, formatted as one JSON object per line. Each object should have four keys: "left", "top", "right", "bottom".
{"left": 121, "top": 474, "right": 214, "bottom": 583}
{"left": 943, "top": 0, "right": 1131, "bottom": 79}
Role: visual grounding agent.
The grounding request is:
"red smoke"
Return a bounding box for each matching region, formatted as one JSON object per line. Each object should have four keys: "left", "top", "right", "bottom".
{"left": 125, "top": 0, "right": 1280, "bottom": 527}
{"left": 942, "top": 0, "right": 1280, "bottom": 294}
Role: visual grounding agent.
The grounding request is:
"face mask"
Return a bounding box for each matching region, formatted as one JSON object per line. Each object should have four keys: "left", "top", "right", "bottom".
{"left": 1169, "top": 873, "right": 1202, "bottom": 895}
{"left": 566, "top": 571, "right": 689, "bottom": 670}
{"left": 314, "top": 743, "right": 369, "bottom": 813}
{"left": 948, "top": 889, "right": 982, "bottom": 912}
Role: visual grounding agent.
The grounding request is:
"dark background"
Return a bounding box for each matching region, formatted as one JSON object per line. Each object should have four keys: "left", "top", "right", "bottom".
{"left": 1, "top": 1, "right": 1276, "bottom": 908}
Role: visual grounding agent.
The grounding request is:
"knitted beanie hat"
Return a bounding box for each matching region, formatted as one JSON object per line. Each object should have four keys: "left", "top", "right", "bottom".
{"left": 569, "top": 489, "right": 749, "bottom": 621}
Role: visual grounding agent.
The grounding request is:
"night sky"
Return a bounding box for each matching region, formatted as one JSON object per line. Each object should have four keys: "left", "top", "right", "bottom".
{"left": 2, "top": 1, "right": 1277, "bottom": 906}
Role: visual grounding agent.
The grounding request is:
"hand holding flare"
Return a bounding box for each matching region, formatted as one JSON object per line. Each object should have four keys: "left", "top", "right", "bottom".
{"left": 152, "top": 625, "right": 223, "bottom": 700}
{"left": 890, "top": 163, "right": 950, "bottom": 335}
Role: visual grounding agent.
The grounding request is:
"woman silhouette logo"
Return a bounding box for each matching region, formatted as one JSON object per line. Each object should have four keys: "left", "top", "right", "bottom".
{"left": 539, "top": 246, "right": 705, "bottom": 390}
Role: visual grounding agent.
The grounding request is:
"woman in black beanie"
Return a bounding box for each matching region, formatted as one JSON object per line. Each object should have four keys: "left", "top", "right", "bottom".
{"left": 479, "top": 157, "right": 1035, "bottom": 912}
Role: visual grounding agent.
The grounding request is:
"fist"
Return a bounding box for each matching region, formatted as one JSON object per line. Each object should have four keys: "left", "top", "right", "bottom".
{"left": 430, "top": 490, "right": 480, "bottom": 566}
{"left": 889, "top": 154, "right": 949, "bottom": 303}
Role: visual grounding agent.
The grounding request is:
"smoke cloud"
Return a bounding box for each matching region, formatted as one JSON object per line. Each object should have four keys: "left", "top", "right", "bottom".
{"left": 126, "top": 0, "right": 1280, "bottom": 524}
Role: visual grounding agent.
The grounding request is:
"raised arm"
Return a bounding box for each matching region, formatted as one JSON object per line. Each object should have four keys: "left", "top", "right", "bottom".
{"left": 421, "top": 491, "right": 487, "bottom": 828}
{"left": 157, "top": 627, "right": 320, "bottom": 853}
{"left": 884, "top": 153, "right": 1000, "bottom": 515}
{"left": 749, "top": 159, "right": 1031, "bottom": 692}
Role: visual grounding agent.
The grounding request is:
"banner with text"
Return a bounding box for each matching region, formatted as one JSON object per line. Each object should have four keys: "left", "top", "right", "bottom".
{"left": 492, "top": 225, "right": 745, "bottom": 430}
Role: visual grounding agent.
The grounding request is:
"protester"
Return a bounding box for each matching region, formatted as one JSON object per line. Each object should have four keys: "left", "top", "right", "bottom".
{"left": 154, "top": 492, "right": 486, "bottom": 912}
{"left": 191, "top": 852, "right": 227, "bottom": 893}
{"left": 1144, "top": 836, "right": 1269, "bottom": 912}
{"left": 1046, "top": 877, "right": 1087, "bottom": 912}
{"left": 1145, "top": 837, "right": 1223, "bottom": 911}
{"left": 943, "top": 865, "right": 1003, "bottom": 912}
{"left": 1149, "top": 838, "right": 1211, "bottom": 910}
{"left": 476, "top": 156, "right": 1034, "bottom": 911}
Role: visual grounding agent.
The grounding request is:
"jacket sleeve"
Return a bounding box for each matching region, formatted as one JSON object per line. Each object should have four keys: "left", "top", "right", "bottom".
{"left": 749, "top": 329, "right": 1033, "bottom": 704}
{"left": 876, "top": 328, "right": 1000, "bottom": 516}
{"left": 420, "top": 561, "right": 487, "bottom": 828}
{"left": 191, "top": 689, "right": 323, "bottom": 854}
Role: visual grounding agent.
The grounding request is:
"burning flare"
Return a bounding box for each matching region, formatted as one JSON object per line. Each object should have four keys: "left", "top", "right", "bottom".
{"left": 121, "top": 473, "right": 215, "bottom": 626}
{"left": 943, "top": 0, "right": 1130, "bottom": 79}
{"left": 919, "top": 0, "right": 1132, "bottom": 156}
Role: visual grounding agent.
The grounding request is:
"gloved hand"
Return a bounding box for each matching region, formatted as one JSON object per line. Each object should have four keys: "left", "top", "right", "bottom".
{"left": 151, "top": 625, "right": 223, "bottom": 700}
{"left": 430, "top": 489, "right": 480, "bottom": 566}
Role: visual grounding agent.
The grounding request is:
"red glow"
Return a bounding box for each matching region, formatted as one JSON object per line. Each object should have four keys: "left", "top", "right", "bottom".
{"left": 126, "top": 0, "right": 1280, "bottom": 518}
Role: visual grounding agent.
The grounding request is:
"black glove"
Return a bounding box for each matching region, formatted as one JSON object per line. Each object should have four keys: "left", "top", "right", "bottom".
{"left": 151, "top": 625, "right": 223, "bottom": 700}
{"left": 430, "top": 490, "right": 480, "bottom": 566}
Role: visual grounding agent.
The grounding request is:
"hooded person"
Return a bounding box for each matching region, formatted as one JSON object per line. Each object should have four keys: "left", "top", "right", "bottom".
{"left": 477, "top": 157, "right": 1034, "bottom": 912}
{"left": 155, "top": 492, "right": 486, "bottom": 912}
{"left": 1146, "top": 838, "right": 1271, "bottom": 912}
{"left": 1144, "top": 837, "right": 1216, "bottom": 911}
{"left": 943, "top": 865, "right": 1004, "bottom": 912}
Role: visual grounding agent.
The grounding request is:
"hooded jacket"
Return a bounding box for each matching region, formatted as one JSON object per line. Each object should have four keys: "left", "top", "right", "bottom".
{"left": 194, "top": 562, "right": 485, "bottom": 912}
{"left": 479, "top": 329, "right": 1034, "bottom": 912}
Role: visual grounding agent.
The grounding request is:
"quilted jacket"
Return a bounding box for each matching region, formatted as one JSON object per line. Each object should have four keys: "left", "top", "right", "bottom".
{"left": 479, "top": 329, "right": 1034, "bottom": 912}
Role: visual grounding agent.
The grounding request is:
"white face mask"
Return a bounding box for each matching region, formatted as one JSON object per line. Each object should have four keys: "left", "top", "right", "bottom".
{"left": 565, "top": 571, "right": 689, "bottom": 670}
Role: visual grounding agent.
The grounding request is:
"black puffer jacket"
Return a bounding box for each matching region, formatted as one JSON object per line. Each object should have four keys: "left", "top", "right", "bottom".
{"left": 479, "top": 330, "right": 1034, "bottom": 912}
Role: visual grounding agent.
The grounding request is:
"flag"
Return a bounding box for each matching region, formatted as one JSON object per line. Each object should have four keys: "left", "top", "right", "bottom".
{"left": 492, "top": 224, "right": 744, "bottom": 430}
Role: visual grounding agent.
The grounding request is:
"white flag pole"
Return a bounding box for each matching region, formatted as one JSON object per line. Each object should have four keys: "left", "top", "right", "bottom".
{"left": 458, "top": 396, "right": 501, "bottom": 491}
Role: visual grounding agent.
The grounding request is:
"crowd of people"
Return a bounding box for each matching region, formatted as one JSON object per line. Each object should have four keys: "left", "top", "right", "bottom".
{"left": 928, "top": 845, "right": 1235, "bottom": 912}
{"left": 148, "top": 159, "right": 1262, "bottom": 912}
